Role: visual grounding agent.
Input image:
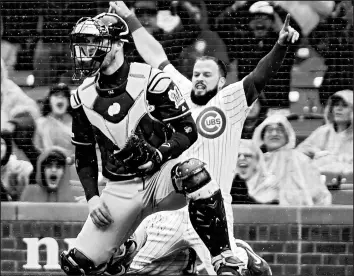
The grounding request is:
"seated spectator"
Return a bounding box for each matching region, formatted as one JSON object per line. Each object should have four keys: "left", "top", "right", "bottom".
{"left": 253, "top": 114, "right": 332, "bottom": 206}
{"left": 20, "top": 147, "right": 75, "bottom": 202}
{"left": 297, "top": 90, "right": 353, "bottom": 177}
{"left": 1, "top": 130, "right": 33, "bottom": 201}
{"left": 232, "top": 139, "right": 278, "bottom": 204}
{"left": 1, "top": 59, "right": 41, "bottom": 182}
{"left": 34, "top": 83, "right": 74, "bottom": 156}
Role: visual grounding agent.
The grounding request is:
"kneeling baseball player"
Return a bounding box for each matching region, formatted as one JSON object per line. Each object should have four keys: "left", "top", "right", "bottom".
{"left": 111, "top": 206, "right": 272, "bottom": 275}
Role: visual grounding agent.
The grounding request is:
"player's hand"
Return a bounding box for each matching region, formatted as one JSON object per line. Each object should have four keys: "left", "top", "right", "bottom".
{"left": 88, "top": 196, "right": 114, "bottom": 228}
{"left": 138, "top": 149, "right": 163, "bottom": 173}
{"left": 109, "top": 1, "right": 132, "bottom": 19}
{"left": 277, "top": 14, "right": 300, "bottom": 45}
{"left": 138, "top": 161, "right": 153, "bottom": 171}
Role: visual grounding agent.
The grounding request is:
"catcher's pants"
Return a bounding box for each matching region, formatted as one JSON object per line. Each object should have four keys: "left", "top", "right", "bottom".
{"left": 73, "top": 157, "right": 187, "bottom": 266}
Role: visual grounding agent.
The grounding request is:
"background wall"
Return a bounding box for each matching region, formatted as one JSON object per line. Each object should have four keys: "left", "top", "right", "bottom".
{"left": 1, "top": 203, "right": 353, "bottom": 276}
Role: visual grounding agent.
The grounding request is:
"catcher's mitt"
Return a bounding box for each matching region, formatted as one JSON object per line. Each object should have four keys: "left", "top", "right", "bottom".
{"left": 106, "top": 134, "right": 163, "bottom": 175}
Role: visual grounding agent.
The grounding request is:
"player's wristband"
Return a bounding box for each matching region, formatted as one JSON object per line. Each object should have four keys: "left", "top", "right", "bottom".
{"left": 125, "top": 14, "right": 143, "bottom": 33}
{"left": 158, "top": 60, "right": 171, "bottom": 71}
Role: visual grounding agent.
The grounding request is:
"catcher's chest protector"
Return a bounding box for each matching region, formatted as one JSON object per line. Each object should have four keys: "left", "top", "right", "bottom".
{"left": 78, "top": 63, "right": 153, "bottom": 149}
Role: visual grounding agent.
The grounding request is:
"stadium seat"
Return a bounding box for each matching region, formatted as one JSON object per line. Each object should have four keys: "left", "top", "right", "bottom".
{"left": 286, "top": 113, "right": 325, "bottom": 145}
{"left": 330, "top": 190, "right": 353, "bottom": 205}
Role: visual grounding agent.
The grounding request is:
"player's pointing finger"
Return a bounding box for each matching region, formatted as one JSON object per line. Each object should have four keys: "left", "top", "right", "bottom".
{"left": 283, "top": 13, "right": 291, "bottom": 30}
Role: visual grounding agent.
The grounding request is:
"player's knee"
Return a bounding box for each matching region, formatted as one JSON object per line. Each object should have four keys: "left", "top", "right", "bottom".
{"left": 60, "top": 248, "right": 106, "bottom": 276}
{"left": 171, "top": 158, "right": 214, "bottom": 195}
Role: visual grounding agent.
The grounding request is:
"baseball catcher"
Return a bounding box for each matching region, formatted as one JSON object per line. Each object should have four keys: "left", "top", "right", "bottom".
{"left": 60, "top": 4, "right": 244, "bottom": 276}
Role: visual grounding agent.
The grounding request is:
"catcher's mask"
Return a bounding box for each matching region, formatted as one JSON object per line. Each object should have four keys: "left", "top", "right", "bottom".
{"left": 70, "top": 12, "right": 129, "bottom": 80}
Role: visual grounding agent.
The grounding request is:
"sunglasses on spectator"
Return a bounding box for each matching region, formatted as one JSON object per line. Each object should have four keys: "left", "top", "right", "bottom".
{"left": 135, "top": 8, "right": 157, "bottom": 17}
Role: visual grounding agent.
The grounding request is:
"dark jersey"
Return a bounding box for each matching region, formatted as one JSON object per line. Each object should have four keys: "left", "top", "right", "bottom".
{"left": 71, "top": 62, "right": 197, "bottom": 181}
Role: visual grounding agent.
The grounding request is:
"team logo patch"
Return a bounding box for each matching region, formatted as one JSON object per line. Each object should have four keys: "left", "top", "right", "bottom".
{"left": 196, "top": 107, "right": 226, "bottom": 139}
{"left": 108, "top": 102, "right": 121, "bottom": 116}
{"left": 168, "top": 85, "right": 185, "bottom": 108}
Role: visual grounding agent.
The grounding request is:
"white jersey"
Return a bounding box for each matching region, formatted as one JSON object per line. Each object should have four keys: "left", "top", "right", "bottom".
{"left": 164, "top": 64, "right": 249, "bottom": 202}
{"left": 163, "top": 64, "right": 250, "bottom": 255}
{"left": 129, "top": 206, "right": 215, "bottom": 275}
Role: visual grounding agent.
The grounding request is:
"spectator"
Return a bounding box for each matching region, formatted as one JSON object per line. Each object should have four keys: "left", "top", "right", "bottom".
{"left": 203, "top": 0, "right": 236, "bottom": 29}
{"left": 1, "top": 1, "right": 39, "bottom": 71}
{"left": 1, "top": 16, "right": 20, "bottom": 79}
{"left": 253, "top": 114, "right": 332, "bottom": 206}
{"left": 133, "top": 0, "right": 161, "bottom": 36}
{"left": 307, "top": 1, "right": 353, "bottom": 106}
{"left": 231, "top": 139, "right": 278, "bottom": 204}
{"left": 20, "top": 147, "right": 75, "bottom": 202}
{"left": 1, "top": 59, "right": 41, "bottom": 183}
{"left": 128, "top": 0, "right": 166, "bottom": 63}
{"left": 1, "top": 59, "right": 40, "bottom": 123}
{"left": 33, "top": 1, "right": 98, "bottom": 86}
{"left": 272, "top": 1, "right": 335, "bottom": 37}
{"left": 172, "top": 0, "right": 229, "bottom": 79}
{"left": 216, "top": 1, "right": 298, "bottom": 109}
{"left": 1, "top": 130, "right": 33, "bottom": 201}
{"left": 297, "top": 90, "right": 353, "bottom": 176}
{"left": 34, "top": 83, "right": 74, "bottom": 156}
{"left": 128, "top": 0, "right": 226, "bottom": 73}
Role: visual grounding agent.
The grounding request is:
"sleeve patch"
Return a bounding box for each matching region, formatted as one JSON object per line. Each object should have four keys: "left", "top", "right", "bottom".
{"left": 168, "top": 84, "right": 186, "bottom": 108}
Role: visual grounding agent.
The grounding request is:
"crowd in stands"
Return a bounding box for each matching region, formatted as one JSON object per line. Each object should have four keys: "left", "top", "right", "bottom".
{"left": 1, "top": 0, "right": 353, "bottom": 205}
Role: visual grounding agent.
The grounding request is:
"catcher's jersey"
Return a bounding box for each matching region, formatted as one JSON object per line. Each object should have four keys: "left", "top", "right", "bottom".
{"left": 163, "top": 64, "right": 251, "bottom": 203}
{"left": 70, "top": 62, "right": 191, "bottom": 180}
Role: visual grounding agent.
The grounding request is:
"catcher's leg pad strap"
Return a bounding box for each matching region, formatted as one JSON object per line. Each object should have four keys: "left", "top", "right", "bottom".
{"left": 188, "top": 189, "right": 231, "bottom": 257}
{"left": 60, "top": 248, "right": 106, "bottom": 276}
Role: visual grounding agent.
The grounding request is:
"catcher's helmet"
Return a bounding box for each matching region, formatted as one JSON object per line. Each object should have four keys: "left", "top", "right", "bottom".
{"left": 70, "top": 12, "right": 130, "bottom": 80}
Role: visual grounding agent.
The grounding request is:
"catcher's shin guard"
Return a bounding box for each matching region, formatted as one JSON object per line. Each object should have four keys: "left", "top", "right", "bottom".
{"left": 189, "top": 190, "right": 243, "bottom": 275}
{"left": 171, "top": 158, "right": 243, "bottom": 275}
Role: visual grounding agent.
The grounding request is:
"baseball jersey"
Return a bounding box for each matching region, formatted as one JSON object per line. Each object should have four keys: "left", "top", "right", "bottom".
{"left": 162, "top": 64, "right": 253, "bottom": 205}
{"left": 70, "top": 62, "right": 195, "bottom": 181}
{"left": 128, "top": 206, "right": 215, "bottom": 275}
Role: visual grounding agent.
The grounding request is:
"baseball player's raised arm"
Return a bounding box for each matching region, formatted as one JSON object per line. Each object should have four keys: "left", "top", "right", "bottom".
{"left": 71, "top": 93, "right": 99, "bottom": 202}
{"left": 243, "top": 14, "right": 299, "bottom": 106}
{"left": 109, "top": 1, "right": 168, "bottom": 69}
